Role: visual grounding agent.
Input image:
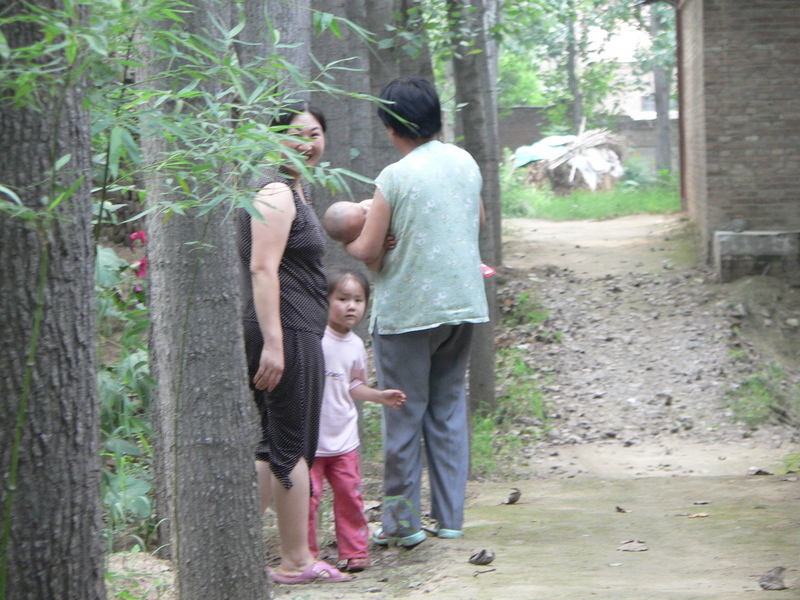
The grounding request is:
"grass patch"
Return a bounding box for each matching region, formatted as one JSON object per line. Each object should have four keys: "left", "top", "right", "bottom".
{"left": 501, "top": 155, "right": 680, "bottom": 220}
{"left": 779, "top": 452, "right": 800, "bottom": 475}
{"left": 471, "top": 349, "right": 550, "bottom": 478}
{"left": 502, "top": 291, "right": 549, "bottom": 327}
{"left": 726, "top": 362, "right": 799, "bottom": 427}
{"left": 360, "top": 401, "right": 384, "bottom": 463}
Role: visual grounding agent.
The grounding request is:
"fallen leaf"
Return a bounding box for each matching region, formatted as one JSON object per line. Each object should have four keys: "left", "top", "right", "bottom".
{"left": 688, "top": 513, "right": 709, "bottom": 518}
{"left": 617, "top": 540, "right": 648, "bottom": 552}
{"left": 759, "top": 566, "right": 787, "bottom": 590}
{"left": 615, "top": 506, "right": 632, "bottom": 513}
{"left": 749, "top": 468, "right": 773, "bottom": 476}
{"left": 469, "top": 549, "right": 495, "bottom": 565}
{"left": 693, "top": 500, "right": 712, "bottom": 505}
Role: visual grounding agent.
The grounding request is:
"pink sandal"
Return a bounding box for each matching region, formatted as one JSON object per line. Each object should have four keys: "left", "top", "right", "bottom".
{"left": 346, "top": 557, "right": 371, "bottom": 572}
{"left": 268, "top": 560, "right": 353, "bottom": 584}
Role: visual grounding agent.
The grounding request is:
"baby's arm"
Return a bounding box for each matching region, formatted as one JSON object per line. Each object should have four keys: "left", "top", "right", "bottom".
{"left": 350, "top": 383, "right": 406, "bottom": 410}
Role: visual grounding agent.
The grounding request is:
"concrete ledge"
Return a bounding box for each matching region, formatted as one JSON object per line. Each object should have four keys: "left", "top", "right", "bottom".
{"left": 714, "top": 230, "right": 800, "bottom": 283}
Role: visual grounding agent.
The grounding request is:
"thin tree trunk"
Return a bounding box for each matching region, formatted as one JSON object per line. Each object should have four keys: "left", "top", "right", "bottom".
{"left": 566, "top": 9, "right": 583, "bottom": 133}
{"left": 0, "top": 2, "right": 105, "bottom": 599}
{"left": 652, "top": 10, "right": 671, "bottom": 174}
{"left": 142, "top": 3, "right": 269, "bottom": 598}
{"left": 448, "top": 0, "right": 500, "bottom": 415}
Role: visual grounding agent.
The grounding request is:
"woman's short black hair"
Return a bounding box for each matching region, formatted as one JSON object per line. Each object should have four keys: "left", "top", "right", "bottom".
{"left": 270, "top": 101, "right": 327, "bottom": 132}
{"left": 327, "top": 268, "right": 370, "bottom": 304}
{"left": 377, "top": 76, "right": 441, "bottom": 140}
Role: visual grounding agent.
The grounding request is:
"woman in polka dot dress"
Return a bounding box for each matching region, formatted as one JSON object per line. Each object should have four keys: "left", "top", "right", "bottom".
{"left": 237, "top": 102, "right": 351, "bottom": 584}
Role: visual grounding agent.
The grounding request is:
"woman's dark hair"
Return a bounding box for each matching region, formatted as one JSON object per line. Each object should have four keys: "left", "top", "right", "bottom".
{"left": 327, "top": 269, "right": 370, "bottom": 304}
{"left": 270, "top": 101, "right": 327, "bottom": 132}
{"left": 377, "top": 76, "right": 441, "bottom": 140}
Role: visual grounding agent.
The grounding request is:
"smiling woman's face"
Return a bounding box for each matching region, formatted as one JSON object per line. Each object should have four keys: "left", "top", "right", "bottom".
{"left": 282, "top": 111, "right": 326, "bottom": 169}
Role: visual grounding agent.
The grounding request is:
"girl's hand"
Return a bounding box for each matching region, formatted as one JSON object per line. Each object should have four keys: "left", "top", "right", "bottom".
{"left": 254, "top": 342, "right": 283, "bottom": 391}
{"left": 380, "top": 389, "right": 406, "bottom": 410}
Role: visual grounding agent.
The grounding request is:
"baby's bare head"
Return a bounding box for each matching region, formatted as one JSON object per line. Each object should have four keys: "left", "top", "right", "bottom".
{"left": 324, "top": 201, "right": 367, "bottom": 243}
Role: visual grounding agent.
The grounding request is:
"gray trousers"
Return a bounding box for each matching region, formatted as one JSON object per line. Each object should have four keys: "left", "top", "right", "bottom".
{"left": 372, "top": 322, "right": 474, "bottom": 536}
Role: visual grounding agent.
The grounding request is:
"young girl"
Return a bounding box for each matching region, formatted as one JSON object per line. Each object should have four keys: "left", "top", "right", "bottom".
{"left": 309, "top": 269, "right": 406, "bottom": 572}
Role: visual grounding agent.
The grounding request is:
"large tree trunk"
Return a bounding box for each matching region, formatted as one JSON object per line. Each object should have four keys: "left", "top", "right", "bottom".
{"left": 142, "top": 3, "right": 269, "bottom": 599}
{"left": 310, "top": 0, "right": 374, "bottom": 276}
{"left": 0, "top": 2, "right": 106, "bottom": 599}
{"left": 448, "top": 0, "right": 500, "bottom": 414}
{"left": 238, "top": 0, "right": 311, "bottom": 86}
{"left": 651, "top": 10, "right": 672, "bottom": 174}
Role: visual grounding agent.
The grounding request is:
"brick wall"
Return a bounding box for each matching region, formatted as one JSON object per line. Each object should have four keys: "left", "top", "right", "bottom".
{"left": 683, "top": 0, "right": 800, "bottom": 259}
{"left": 497, "top": 106, "right": 549, "bottom": 153}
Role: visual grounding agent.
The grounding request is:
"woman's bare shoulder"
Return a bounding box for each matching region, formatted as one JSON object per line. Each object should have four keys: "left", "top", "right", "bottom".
{"left": 253, "top": 182, "right": 295, "bottom": 218}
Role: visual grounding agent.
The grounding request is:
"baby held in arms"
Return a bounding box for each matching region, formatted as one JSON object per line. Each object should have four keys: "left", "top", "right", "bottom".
{"left": 324, "top": 200, "right": 373, "bottom": 244}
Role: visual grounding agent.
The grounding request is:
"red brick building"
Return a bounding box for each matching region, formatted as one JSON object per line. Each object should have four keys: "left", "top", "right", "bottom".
{"left": 678, "top": 0, "right": 800, "bottom": 271}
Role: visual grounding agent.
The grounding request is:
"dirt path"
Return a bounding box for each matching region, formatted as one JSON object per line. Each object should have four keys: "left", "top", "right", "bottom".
{"left": 300, "top": 214, "right": 799, "bottom": 599}
{"left": 110, "top": 214, "right": 800, "bottom": 599}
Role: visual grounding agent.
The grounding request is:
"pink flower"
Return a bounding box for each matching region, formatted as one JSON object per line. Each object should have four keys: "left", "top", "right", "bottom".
{"left": 129, "top": 230, "right": 147, "bottom": 250}
{"left": 131, "top": 256, "right": 147, "bottom": 278}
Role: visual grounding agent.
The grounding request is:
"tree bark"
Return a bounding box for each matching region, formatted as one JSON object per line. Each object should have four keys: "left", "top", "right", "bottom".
{"left": 651, "top": 10, "right": 672, "bottom": 174}
{"left": 566, "top": 8, "right": 583, "bottom": 133}
{"left": 0, "top": 2, "right": 105, "bottom": 599}
{"left": 448, "top": 0, "right": 500, "bottom": 414}
{"left": 142, "top": 3, "right": 269, "bottom": 599}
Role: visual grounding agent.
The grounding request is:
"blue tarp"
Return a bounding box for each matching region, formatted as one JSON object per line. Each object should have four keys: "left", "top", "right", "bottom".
{"left": 514, "top": 135, "right": 577, "bottom": 168}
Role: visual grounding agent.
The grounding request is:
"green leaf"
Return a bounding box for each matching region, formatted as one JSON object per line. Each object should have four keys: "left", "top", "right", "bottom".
{"left": 54, "top": 154, "right": 72, "bottom": 171}
{"left": 108, "top": 126, "right": 123, "bottom": 178}
{"left": 228, "top": 20, "right": 245, "bottom": 39}
{"left": 0, "top": 184, "right": 21, "bottom": 205}
{"left": 105, "top": 438, "right": 143, "bottom": 457}
{"left": 119, "top": 126, "right": 142, "bottom": 167}
{"left": 95, "top": 245, "right": 129, "bottom": 288}
{"left": 313, "top": 11, "right": 334, "bottom": 35}
{"left": 0, "top": 29, "right": 10, "bottom": 60}
{"left": 49, "top": 176, "right": 84, "bottom": 210}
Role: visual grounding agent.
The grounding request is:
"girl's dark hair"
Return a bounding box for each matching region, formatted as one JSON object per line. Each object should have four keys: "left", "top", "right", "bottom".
{"left": 377, "top": 76, "right": 441, "bottom": 140}
{"left": 327, "top": 269, "right": 370, "bottom": 303}
{"left": 270, "top": 101, "right": 327, "bottom": 132}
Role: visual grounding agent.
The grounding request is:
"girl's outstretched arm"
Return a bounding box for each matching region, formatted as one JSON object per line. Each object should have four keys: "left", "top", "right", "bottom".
{"left": 350, "top": 383, "right": 406, "bottom": 410}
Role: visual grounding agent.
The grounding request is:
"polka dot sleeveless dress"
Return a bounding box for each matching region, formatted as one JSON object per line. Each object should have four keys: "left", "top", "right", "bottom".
{"left": 237, "top": 171, "right": 328, "bottom": 489}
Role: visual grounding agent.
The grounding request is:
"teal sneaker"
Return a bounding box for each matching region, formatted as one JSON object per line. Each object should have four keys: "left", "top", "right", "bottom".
{"left": 434, "top": 527, "right": 463, "bottom": 539}
{"left": 372, "top": 528, "right": 427, "bottom": 547}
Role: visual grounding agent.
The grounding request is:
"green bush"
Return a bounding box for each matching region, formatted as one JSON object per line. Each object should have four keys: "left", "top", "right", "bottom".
{"left": 96, "top": 244, "right": 154, "bottom": 551}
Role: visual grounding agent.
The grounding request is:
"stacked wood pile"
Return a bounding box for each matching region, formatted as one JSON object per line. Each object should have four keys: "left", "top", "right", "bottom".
{"left": 523, "top": 129, "right": 626, "bottom": 195}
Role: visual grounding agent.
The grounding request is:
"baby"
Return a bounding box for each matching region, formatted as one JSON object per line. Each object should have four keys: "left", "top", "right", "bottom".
{"left": 324, "top": 200, "right": 372, "bottom": 244}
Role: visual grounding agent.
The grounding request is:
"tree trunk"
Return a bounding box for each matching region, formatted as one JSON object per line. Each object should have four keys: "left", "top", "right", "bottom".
{"left": 566, "top": 4, "right": 583, "bottom": 133}
{"left": 651, "top": 10, "right": 672, "bottom": 174}
{"left": 237, "top": 0, "right": 311, "bottom": 97}
{"left": 0, "top": 3, "right": 106, "bottom": 599}
{"left": 310, "top": 0, "right": 373, "bottom": 277}
{"left": 142, "top": 3, "right": 269, "bottom": 599}
{"left": 448, "top": 0, "right": 500, "bottom": 414}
